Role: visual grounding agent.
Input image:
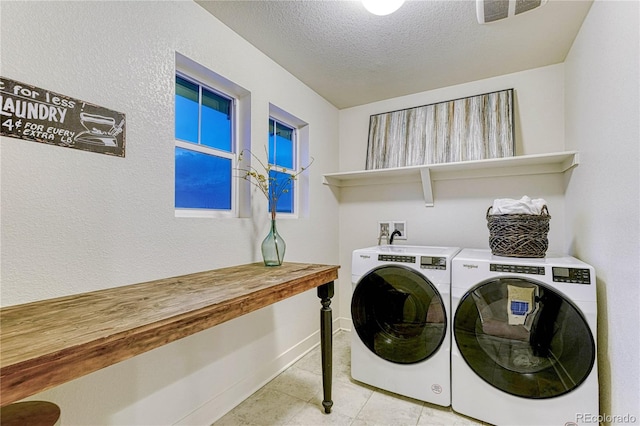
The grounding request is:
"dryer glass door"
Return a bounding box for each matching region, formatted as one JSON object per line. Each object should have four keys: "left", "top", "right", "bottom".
{"left": 454, "top": 278, "right": 595, "bottom": 399}
{"left": 352, "top": 265, "right": 446, "bottom": 364}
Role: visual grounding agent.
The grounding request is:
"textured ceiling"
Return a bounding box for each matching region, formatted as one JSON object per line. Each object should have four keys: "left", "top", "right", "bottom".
{"left": 196, "top": 0, "right": 593, "bottom": 109}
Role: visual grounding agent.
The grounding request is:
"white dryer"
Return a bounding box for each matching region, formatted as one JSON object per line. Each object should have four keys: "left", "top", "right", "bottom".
{"left": 451, "top": 248, "right": 598, "bottom": 426}
{"left": 351, "top": 245, "right": 460, "bottom": 406}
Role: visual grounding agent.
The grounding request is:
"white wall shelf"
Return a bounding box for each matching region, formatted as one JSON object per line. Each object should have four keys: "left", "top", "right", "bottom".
{"left": 323, "top": 151, "right": 579, "bottom": 207}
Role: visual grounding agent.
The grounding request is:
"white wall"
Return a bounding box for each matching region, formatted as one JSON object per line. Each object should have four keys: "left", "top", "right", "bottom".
{"left": 3, "top": 1, "right": 637, "bottom": 424}
{"left": 563, "top": 0, "right": 640, "bottom": 422}
{"left": 338, "top": 64, "right": 566, "bottom": 173}
{"left": 0, "top": 1, "right": 339, "bottom": 424}
{"left": 337, "top": 65, "right": 568, "bottom": 323}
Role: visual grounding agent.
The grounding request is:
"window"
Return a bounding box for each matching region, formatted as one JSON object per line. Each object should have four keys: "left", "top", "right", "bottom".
{"left": 174, "top": 53, "right": 251, "bottom": 218}
{"left": 267, "top": 103, "right": 310, "bottom": 218}
{"left": 268, "top": 118, "right": 296, "bottom": 214}
{"left": 175, "top": 73, "right": 235, "bottom": 213}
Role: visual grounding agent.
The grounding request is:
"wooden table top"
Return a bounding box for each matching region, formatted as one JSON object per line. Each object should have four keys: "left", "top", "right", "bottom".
{"left": 0, "top": 262, "right": 339, "bottom": 406}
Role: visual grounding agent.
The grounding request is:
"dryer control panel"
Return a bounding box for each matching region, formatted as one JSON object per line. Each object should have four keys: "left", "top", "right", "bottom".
{"left": 552, "top": 267, "right": 591, "bottom": 284}
{"left": 490, "top": 264, "right": 545, "bottom": 275}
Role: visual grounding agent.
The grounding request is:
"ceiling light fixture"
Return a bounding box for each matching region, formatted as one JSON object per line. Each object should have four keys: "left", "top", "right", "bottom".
{"left": 361, "top": 0, "right": 405, "bottom": 16}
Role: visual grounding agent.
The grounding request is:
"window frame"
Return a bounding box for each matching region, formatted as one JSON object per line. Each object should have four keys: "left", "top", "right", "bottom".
{"left": 268, "top": 116, "right": 299, "bottom": 217}
{"left": 268, "top": 103, "right": 310, "bottom": 220}
{"left": 174, "top": 71, "right": 238, "bottom": 218}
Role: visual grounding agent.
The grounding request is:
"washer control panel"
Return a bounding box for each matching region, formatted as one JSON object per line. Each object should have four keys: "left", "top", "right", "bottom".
{"left": 420, "top": 256, "right": 447, "bottom": 270}
{"left": 552, "top": 267, "right": 591, "bottom": 284}
{"left": 378, "top": 254, "right": 415, "bottom": 263}
{"left": 376, "top": 254, "right": 447, "bottom": 270}
{"left": 490, "top": 264, "right": 545, "bottom": 275}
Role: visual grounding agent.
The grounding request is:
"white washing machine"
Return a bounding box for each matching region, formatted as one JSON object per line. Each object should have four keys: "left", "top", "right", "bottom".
{"left": 451, "top": 248, "right": 598, "bottom": 426}
{"left": 351, "top": 245, "right": 460, "bottom": 406}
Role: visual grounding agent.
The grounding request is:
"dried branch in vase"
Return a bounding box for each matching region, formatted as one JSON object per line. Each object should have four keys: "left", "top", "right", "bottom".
{"left": 236, "top": 148, "right": 314, "bottom": 220}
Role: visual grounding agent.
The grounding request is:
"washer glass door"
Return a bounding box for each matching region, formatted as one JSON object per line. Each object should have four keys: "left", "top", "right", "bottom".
{"left": 454, "top": 277, "right": 595, "bottom": 399}
{"left": 352, "top": 265, "right": 446, "bottom": 364}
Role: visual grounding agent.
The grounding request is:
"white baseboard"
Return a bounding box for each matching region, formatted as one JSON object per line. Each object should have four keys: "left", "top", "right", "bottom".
{"left": 338, "top": 316, "right": 352, "bottom": 332}
{"left": 175, "top": 318, "right": 344, "bottom": 425}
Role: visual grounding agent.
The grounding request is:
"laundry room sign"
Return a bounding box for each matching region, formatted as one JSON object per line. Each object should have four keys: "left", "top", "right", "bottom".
{"left": 0, "top": 77, "right": 126, "bottom": 157}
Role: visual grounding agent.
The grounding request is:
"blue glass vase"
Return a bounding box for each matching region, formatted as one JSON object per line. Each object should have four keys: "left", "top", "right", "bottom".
{"left": 261, "top": 219, "right": 286, "bottom": 266}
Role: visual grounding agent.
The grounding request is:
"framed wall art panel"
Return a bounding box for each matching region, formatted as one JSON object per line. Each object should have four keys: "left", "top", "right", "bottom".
{"left": 366, "top": 89, "right": 514, "bottom": 170}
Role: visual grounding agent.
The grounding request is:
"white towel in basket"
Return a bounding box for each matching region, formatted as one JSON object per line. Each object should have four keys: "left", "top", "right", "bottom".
{"left": 491, "top": 196, "right": 547, "bottom": 215}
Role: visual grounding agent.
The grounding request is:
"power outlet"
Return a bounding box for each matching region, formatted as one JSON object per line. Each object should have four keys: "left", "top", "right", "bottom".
{"left": 378, "top": 221, "right": 391, "bottom": 238}
{"left": 378, "top": 221, "right": 407, "bottom": 242}
{"left": 392, "top": 221, "right": 407, "bottom": 240}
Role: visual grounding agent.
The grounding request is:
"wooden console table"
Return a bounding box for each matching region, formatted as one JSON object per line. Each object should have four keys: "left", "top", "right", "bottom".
{"left": 0, "top": 262, "right": 339, "bottom": 414}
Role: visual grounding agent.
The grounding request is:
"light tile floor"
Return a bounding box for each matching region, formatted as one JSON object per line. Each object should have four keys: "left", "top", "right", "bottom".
{"left": 214, "top": 331, "right": 490, "bottom": 426}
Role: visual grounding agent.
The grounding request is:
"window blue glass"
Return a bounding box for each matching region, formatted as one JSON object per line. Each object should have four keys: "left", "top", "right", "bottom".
{"left": 269, "top": 120, "right": 294, "bottom": 169}
{"left": 175, "top": 76, "right": 199, "bottom": 143}
{"left": 175, "top": 73, "right": 234, "bottom": 212}
{"left": 269, "top": 118, "right": 296, "bottom": 213}
{"left": 268, "top": 118, "right": 296, "bottom": 214}
{"left": 201, "top": 88, "right": 232, "bottom": 152}
{"left": 268, "top": 169, "right": 294, "bottom": 214}
{"left": 175, "top": 147, "right": 231, "bottom": 210}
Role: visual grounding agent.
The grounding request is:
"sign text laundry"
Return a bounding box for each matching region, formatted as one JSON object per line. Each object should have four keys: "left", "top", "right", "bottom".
{"left": 1, "top": 77, "right": 125, "bottom": 157}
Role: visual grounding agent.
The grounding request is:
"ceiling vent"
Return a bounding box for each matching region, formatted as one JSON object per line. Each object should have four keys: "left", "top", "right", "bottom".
{"left": 476, "top": 0, "right": 548, "bottom": 24}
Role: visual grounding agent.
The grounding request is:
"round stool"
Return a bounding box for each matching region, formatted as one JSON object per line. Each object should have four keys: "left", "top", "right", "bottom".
{"left": 0, "top": 401, "right": 61, "bottom": 426}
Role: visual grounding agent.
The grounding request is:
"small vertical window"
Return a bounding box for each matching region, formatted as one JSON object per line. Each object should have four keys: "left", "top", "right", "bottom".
{"left": 268, "top": 118, "right": 296, "bottom": 214}
{"left": 175, "top": 73, "right": 235, "bottom": 213}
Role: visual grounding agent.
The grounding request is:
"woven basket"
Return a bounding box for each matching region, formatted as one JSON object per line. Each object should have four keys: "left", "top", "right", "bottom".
{"left": 486, "top": 205, "right": 550, "bottom": 258}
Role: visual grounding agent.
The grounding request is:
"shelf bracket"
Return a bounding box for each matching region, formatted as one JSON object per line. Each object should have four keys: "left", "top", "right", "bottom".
{"left": 419, "top": 167, "right": 434, "bottom": 207}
